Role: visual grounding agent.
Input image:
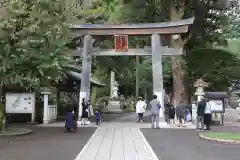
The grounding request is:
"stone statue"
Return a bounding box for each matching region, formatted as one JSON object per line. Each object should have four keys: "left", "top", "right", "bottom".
{"left": 112, "top": 81, "right": 119, "bottom": 99}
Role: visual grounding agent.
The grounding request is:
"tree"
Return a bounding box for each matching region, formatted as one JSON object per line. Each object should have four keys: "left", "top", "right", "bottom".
{"left": 187, "top": 48, "right": 240, "bottom": 97}
{"left": 77, "top": 0, "right": 235, "bottom": 104}
{"left": 0, "top": 0, "right": 73, "bottom": 130}
{"left": 224, "top": 0, "right": 240, "bottom": 39}
{"left": 120, "top": 0, "right": 232, "bottom": 103}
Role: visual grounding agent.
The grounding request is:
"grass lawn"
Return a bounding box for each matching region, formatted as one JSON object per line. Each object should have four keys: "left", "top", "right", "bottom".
{"left": 202, "top": 132, "right": 240, "bottom": 141}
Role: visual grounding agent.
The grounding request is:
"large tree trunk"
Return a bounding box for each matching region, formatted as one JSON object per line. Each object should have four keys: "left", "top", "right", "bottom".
{"left": 172, "top": 55, "right": 187, "bottom": 104}
{"left": 170, "top": 4, "right": 188, "bottom": 105}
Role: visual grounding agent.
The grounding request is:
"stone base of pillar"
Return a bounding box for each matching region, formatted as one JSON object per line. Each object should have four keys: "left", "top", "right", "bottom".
{"left": 43, "top": 120, "right": 50, "bottom": 124}
{"left": 106, "top": 100, "right": 123, "bottom": 113}
{"left": 77, "top": 120, "right": 91, "bottom": 126}
{"left": 43, "top": 119, "right": 56, "bottom": 124}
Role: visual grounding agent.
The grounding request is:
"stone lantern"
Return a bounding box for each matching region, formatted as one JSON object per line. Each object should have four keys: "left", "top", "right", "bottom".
{"left": 192, "top": 79, "right": 209, "bottom": 122}
{"left": 194, "top": 78, "right": 209, "bottom": 102}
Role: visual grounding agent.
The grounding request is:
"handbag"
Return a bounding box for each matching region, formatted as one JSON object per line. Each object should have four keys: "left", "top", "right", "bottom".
{"left": 186, "top": 112, "right": 191, "bottom": 122}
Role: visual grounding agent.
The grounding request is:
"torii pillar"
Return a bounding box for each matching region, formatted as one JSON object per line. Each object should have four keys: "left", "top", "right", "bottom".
{"left": 151, "top": 34, "right": 165, "bottom": 118}
{"left": 78, "top": 35, "right": 92, "bottom": 120}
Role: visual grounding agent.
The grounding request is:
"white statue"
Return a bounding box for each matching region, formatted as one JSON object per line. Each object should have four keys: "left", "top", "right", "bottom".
{"left": 112, "top": 81, "right": 119, "bottom": 99}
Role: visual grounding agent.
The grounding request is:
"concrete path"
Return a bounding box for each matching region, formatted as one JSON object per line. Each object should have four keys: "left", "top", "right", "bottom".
{"left": 37, "top": 113, "right": 195, "bottom": 160}
{"left": 74, "top": 127, "right": 158, "bottom": 160}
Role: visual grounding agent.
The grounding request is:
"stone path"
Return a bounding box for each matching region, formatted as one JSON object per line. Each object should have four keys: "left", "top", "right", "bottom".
{"left": 74, "top": 127, "right": 158, "bottom": 160}
{"left": 37, "top": 113, "right": 196, "bottom": 160}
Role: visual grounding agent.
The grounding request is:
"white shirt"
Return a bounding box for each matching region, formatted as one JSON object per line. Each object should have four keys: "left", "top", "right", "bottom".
{"left": 205, "top": 102, "right": 211, "bottom": 114}
{"left": 136, "top": 100, "right": 146, "bottom": 113}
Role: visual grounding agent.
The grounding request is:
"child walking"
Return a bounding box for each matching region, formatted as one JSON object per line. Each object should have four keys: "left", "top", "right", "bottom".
{"left": 95, "top": 110, "right": 101, "bottom": 126}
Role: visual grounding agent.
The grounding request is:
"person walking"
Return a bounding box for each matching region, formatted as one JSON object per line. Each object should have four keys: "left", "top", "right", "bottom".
{"left": 204, "top": 98, "right": 212, "bottom": 130}
{"left": 81, "top": 98, "right": 89, "bottom": 125}
{"left": 87, "top": 100, "right": 94, "bottom": 122}
{"left": 168, "top": 104, "right": 175, "bottom": 124}
{"left": 176, "top": 101, "right": 185, "bottom": 127}
{"left": 196, "top": 98, "right": 206, "bottom": 131}
{"left": 95, "top": 110, "right": 101, "bottom": 126}
{"left": 164, "top": 103, "right": 170, "bottom": 123}
{"left": 149, "top": 95, "right": 161, "bottom": 129}
{"left": 136, "top": 97, "right": 146, "bottom": 123}
{"left": 65, "top": 108, "right": 77, "bottom": 132}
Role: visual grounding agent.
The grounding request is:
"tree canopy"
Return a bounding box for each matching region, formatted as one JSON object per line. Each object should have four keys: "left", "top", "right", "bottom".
{"left": 78, "top": 0, "right": 240, "bottom": 103}
{"left": 0, "top": 0, "right": 74, "bottom": 130}
{"left": 0, "top": 0, "right": 73, "bottom": 92}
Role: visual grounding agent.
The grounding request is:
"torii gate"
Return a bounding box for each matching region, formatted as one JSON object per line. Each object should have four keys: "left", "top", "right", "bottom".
{"left": 71, "top": 18, "right": 194, "bottom": 120}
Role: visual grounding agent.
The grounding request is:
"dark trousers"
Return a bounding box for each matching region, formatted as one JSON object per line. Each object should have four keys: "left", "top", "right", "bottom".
{"left": 138, "top": 113, "right": 143, "bottom": 122}
{"left": 204, "top": 114, "right": 211, "bottom": 130}
{"left": 164, "top": 111, "right": 169, "bottom": 123}
{"left": 96, "top": 119, "right": 101, "bottom": 126}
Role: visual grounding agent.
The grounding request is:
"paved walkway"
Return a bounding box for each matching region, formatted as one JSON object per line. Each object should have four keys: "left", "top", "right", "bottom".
{"left": 141, "top": 128, "right": 240, "bottom": 160}
{"left": 37, "top": 113, "right": 196, "bottom": 160}
{"left": 38, "top": 121, "right": 195, "bottom": 129}
{"left": 0, "top": 127, "right": 96, "bottom": 160}
{"left": 74, "top": 127, "right": 158, "bottom": 160}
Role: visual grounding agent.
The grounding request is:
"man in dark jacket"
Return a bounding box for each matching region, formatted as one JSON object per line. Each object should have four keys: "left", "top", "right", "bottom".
{"left": 196, "top": 98, "right": 206, "bottom": 131}
{"left": 176, "top": 101, "right": 185, "bottom": 127}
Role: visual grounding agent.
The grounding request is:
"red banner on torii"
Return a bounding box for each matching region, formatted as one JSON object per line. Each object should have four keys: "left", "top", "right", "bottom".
{"left": 114, "top": 35, "right": 128, "bottom": 52}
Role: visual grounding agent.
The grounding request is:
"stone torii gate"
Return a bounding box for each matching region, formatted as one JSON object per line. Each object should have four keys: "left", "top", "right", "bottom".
{"left": 71, "top": 18, "right": 194, "bottom": 120}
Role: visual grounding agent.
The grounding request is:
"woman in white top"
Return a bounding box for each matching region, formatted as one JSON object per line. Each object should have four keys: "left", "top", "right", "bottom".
{"left": 136, "top": 97, "right": 146, "bottom": 123}
{"left": 204, "top": 98, "right": 212, "bottom": 130}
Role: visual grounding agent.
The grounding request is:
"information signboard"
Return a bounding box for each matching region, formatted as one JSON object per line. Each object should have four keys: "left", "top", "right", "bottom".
{"left": 6, "top": 93, "right": 35, "bottom": 114}
{"left": 209, "top": 100, "right": 223, "bottom": 112}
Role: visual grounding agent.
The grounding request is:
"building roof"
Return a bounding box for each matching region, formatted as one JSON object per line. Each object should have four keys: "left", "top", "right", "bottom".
{"left": 66, "top": 70, "right": 105, "bottom": 87}
{"left": 204, "top": 92, "right": 229, "bottom": 99}
{"left": 71, "top": 18, "right": 195, "bottom": 29}
{"left": 70, "top": 17, "right": 195, "bottom": 35}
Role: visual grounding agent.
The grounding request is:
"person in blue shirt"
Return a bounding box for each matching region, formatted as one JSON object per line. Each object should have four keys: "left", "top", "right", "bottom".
{"left": 65, "top": 108, "right": 77, "bottom": 132}
{"left": 95, "top": 110, "right": 101, "bottom": 126}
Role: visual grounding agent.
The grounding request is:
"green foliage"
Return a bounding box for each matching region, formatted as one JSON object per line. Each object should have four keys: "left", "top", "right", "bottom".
{"left": 0, "top": 0, "right": 73, "bottom": 88}
{"left": 187, "top": 48, "right": 240, "bottom": 92}
{"left": 91, "top": 66, "right": 109, "bottom": 104}
{"left": 224, "top": 0, "right": 240, "bottom": 39}
{"left": 137, "top": 56, "right": 173, "bottom": 94}
{"left": 0, "top": 0, "right": 73, "bottom": 130}
{"left": 77, "top": 0, "right": 240, "bottom": 101}
{"left": 223, "top": 39, "right": 240, "bottom": 56}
